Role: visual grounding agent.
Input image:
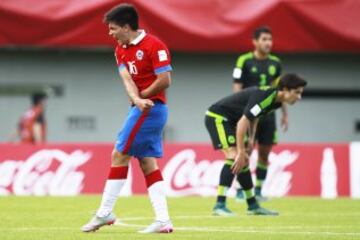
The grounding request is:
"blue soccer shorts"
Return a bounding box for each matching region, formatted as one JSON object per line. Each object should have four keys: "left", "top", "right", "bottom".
{"left": 115, "top": 102, "right": 168, "bottom": 159}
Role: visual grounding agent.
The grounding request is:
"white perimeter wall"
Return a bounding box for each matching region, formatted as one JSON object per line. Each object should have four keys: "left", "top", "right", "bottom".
{"left": 0, "top": 50, "right": 359, "bottom": 143}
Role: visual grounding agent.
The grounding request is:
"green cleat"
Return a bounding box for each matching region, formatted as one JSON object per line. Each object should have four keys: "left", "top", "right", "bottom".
{"left": 247, "top": 205, "right": 279, "bottom": 216}
{"left": 235, "top": 189, "right": 245, "bottom": 202}
{"left": 255, "top": 188, "right": 268, "bottom": 202}
{"left": 212, "top": 203, "right": 236, "bottom": 216}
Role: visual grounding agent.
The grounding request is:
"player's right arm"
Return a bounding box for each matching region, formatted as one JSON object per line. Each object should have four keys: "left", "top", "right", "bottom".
{"left": 232, "top": 53, "right": 250, "bottom": 93}
{"left": 115, "top": 48, "right": 153, "bottom": 112}
{"left": 232, "top": 91, "right": 267, "bottom": 174}
{"left": 140, "top": 39, "right": 172, "bottom": 99}
{"left": 233, "top": 82, "right": 243, "bottom": 93}
{"left": 233, "top": 83, "right": 243, "bottom": 93}
{"left": 232, "top": 64, "right": 243, "bottom": 93}
{"left": 7, "top": 130, "right": 19, "bottom": 142}
{"left": 29, "top": 106, "right": 46, "bottom": 143}
{"left": 271, "top": 58, "right": 288, "bottom": 131}
{"left": 232, "top": 115, "right": 251, "bottom": 174}
{"left": 118, "top": 66, "right": 154, "bottom": 111}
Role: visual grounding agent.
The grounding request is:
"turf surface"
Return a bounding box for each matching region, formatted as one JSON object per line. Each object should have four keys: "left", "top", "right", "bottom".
{"left": 0, "top": 196, "right": 359, "bottom": 240}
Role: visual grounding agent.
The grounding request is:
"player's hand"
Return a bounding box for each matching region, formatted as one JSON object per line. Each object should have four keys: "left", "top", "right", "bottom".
{"left": 281, "top": 115, "right": 289, "bottom": 132}
{"left": 140, "top": 89, "right": 150, "bottom": 99}
{"left": 231, "top": 150, "right": 248, "bottom": 174}
{"left": 134, "top": 98, "right": 154, "bottom": 112}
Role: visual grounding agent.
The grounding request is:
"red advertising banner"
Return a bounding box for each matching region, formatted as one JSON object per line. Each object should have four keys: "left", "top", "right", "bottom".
{"left": 0, "top": 143, "right": 354, "bottom": 197}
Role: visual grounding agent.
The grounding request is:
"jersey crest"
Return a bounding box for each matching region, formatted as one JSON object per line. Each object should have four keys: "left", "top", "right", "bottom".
{"left": 136, "top": 50, "right": 144, "bottom": 60}
{"left": 268, "top": 65, "right": 276, "bottom": 76}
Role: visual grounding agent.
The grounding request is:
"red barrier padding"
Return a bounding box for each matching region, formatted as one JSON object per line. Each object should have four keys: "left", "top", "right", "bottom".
{"left": 0, "top": 143, "right": 354, "bottom": 198}
{"left": 0, "top": 1, "right": 359, "bottom": 52}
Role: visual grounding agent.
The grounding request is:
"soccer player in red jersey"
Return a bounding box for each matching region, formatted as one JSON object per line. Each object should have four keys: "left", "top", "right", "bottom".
{"left": 15, "top": 93, "right": 47, "bottom": 144}
{"left": 81, "top": 4, "right": 173, "bottom": 234}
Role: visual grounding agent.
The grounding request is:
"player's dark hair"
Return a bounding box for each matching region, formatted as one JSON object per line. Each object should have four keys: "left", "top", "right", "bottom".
{"left": 253, "top": 26, "right": 272, "bottom": 40}
{"left": 104, "top": 3, "right": 139, "bottom": 30}
{"left": 278, "top": 74, "right": 307, "bottom": 90}
{"left": 32, "top": 92, "right": 47, "bottom": 106}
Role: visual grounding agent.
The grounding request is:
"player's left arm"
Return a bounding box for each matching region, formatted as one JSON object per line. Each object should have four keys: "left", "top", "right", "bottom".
{"left": 232, "top": 116, "right": 259, "bottom": 174}
{"left": 33, "top": 123, "right": 43, "bottom": 143}
{"left": 140, "top": 41, "right": 172, "bottom": 99}
{"left": 140, "top": 71, "right": 171, "bottom": 98}
{"left": 280, "top": 103, "right": 288, "bottom": 132}
{"left": 232, "top": 92, "right": 264, "bottom": 174}
{"left": 247, "top": 118, "right": 259, "bottom": 154}
{"left": 32, "top": 108, "right": 46, "bottom": 143}
{"left": 232, "top": 115, "right": 251, "bottom": 174}
{"left": 277, "top": 63, "right": 289, "bottom": 132}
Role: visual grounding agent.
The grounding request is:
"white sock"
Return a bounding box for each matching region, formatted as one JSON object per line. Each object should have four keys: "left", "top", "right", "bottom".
{"left": 148, "top": 181, "right": 170, "bottom": 222}
{"left": 96, "top": 179, "right": 126, "bottom": 217}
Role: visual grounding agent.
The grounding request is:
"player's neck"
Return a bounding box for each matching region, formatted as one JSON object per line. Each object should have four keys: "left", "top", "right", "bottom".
{"left": 253, "top": 50, "right": 268, "bottom": 60}
{"left": 127, "top": 31, "right": 141, "bottom": 44}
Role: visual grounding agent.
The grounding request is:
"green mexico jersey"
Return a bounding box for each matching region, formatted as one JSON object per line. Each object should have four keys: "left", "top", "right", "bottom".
{"left": 209, "top": 86, "right": 282, "bottom": 123}
{"left": 233, "top": 52, "right": 282, "bottom": 88}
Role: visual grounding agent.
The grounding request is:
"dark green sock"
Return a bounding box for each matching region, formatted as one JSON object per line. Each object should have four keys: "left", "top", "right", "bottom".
{"left": 216, "top": 159, "right": 235, "bottom": 204}
{"left": 237, "top": 165, "right": 258, "bottom": 208}
{"left": 255, "top": 162, "right": 268, "bottom": 192}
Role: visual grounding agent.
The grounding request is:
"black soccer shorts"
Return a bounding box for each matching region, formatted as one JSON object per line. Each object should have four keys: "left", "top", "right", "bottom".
{"left": 204, "top": 110, "right": 237, "bottom": 150}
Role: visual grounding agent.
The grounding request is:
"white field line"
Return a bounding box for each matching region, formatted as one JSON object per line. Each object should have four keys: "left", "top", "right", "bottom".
{"left": 1, "top": 224, "right": 359, "bottom": 237}
{"left": 115, "top": 221, "right": 360, "bottom": 236}
{"left": 1, "top": 214, "right": 359, "bottom": 236}
{"left": 0, "top": 227, "right": 76, "bottom": 231}
{"left": 119, "top": 215, "right": 216, "bottom": 220}
{"left": 119, "top": 214, "right": 360, "bottom": 221}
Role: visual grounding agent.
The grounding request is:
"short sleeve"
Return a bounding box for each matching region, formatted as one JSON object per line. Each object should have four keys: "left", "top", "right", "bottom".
{"left": 114, "top": 46, "right": 126, "bottom": 73}
{"left": 150, "top": 39, "right": 172, "bottom": 75}
{"left": 233, "top": 53, "right": 252, "bottom": 83}
{"left": 244, "top": 89, "right": 278, "bottom": 121}
{"left": 243, "top": 94, "right": 263, "bottom": 121}
{"left": 233, "top": 56, "right": 244, "bottom": 82}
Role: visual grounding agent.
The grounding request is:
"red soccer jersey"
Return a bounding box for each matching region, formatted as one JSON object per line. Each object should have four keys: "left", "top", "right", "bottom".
{"left": 18, "top": 105, "right": 46, "bottom": 144}
{"left": 115, "top": 30, "right": 172, "bottom": 103}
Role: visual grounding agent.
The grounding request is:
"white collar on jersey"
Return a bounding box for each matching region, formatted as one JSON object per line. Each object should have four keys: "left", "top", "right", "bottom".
{"left": 130, "top": 30, "right": 146, "bottom": 45}
{"left": 122, "top": 30, "right": 146, "bottom": 48}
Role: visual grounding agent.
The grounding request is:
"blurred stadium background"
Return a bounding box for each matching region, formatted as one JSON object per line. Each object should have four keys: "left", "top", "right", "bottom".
{"left": 0, "top": 0, "right": 359, "bottom": 239}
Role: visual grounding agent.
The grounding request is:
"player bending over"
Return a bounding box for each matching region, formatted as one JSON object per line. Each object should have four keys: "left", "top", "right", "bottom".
{"left": 205, "top": 74, "right": 307, "bottom": 216}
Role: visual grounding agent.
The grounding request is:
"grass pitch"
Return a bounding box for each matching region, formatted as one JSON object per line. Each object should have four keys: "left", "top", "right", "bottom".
{"left": 0, "top": 196, "right": 359, "bottom": 240}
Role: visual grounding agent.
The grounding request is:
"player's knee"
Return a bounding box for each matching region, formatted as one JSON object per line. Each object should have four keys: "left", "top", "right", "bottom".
{"left": 258, "top": 145, "right": 272, "bottom": 164}
{"left": 111, "top": 149, "right": 129, "bottom": 166}
{"left": 258, "top": 152, "right": 269, "bottom": 164}
{"left": 222, "top": 147, "right": 237, "bottom": 159}
{"left": 139, "top": 161, "right": 148, "bottom": 172}
{"left": 139, "top": 158, "right": 158, "bottom": 175}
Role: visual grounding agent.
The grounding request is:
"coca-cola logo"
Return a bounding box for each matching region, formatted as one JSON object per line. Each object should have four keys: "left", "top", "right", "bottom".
{"left": 0, "top": 149, "right": 91, "bottom": 196}
{"left": 257, "top": 150, "right": 299, "bottom": 197}
{"left": 163, "top": 148, "right": 299, "bottom": 197}
{"left": 163, "top": 149, "right": 223, "bottom": 196}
